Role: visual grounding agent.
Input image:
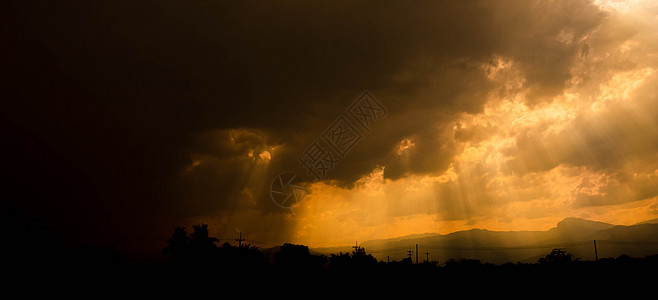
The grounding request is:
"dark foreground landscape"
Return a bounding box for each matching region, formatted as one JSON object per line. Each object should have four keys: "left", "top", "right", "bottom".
{"left": 6, "top": 223, "right": 657, "bottom": 294}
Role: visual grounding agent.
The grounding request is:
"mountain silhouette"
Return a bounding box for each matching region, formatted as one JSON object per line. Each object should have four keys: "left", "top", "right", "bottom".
{"left": 544, "top": 217, "right": 615, "bottom": 242}
{"left": 555, "top": 217, "right": 615, "bottom": 232}
{"left": 313, "top": 217, "right": 658, "bottom": 264}
{"left": 634, "top": 218, "right": 658, "bottom": 225}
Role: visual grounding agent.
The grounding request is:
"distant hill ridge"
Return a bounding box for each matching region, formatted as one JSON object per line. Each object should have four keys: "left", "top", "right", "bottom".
{"left": 555, "top": 217, "right": 615, "bottom": 231}
{"left": 312, "top": 217, "right": 658, "bottom": 264}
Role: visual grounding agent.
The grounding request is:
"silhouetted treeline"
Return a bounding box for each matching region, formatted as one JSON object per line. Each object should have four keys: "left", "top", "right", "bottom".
{"left": 161, "top": 224, "right": 268, "bottom": 273}
{"left": 159, "top": 224, "right": 658, "bottom": 274}
{"left": 155, "top": 224, "right": 658, "bottom": 288}
{"left": 8, "top": 224, "right": 656, "bottom": 292}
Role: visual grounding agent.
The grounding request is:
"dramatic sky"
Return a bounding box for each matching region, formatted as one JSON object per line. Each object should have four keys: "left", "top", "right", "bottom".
{"left": 3, "top": 0, "right": 658, "bottom": 252}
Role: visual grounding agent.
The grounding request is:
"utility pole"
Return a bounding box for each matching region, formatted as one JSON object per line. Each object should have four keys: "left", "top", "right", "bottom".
{"left": 425, "top": 249, "right": 430, "bottom": 263}
{"left": 352, "top": 241, "right": 359, "bottom": 253}
{"left": 415, "top": 244, "right": 418, "bottom": 264}
{"left": 407, "top": 248, "right": 414, "bottom": 261}
{"left": 593, "top": 240, "right": 598, "bottom": 262}
{"left": 235, "top": 232, "right": 245, "bottom": 247}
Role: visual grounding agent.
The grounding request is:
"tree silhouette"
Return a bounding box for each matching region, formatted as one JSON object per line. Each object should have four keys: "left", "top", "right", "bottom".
{"left": 445, "top": 258, "right": 483, "bottom": 272}
{"left": 329, "top": 252, "right": 352, "bottom": 266}
{"left": 162, "top": 224, "right": 220, "bottom": 268}
{"left": 188, "top": 224, "right": 218, "bottom": 250}
{"left": 350, "top": 245, "right": 377, "bottom": 266}
{"left": 163, "top": 227, "right": 189, "bottom": 263}
{"left": 399, "top": 257, "right": 413, "bottom": 264}
{"left": 275, "top": 243, "right": 326, "bottom": 271}
{"left": 275, "top": 243, "right": 311, "bottom": 267}
{"left": 215, "top": 241, "right": 268, "bottom": 271}
{"left": 187, "top": 224, "right": 219, "bottom": 267}
{"left": 538, "top": 248, "right": 574, "bottom": 265}
{"left": 328, "top": 246, "right": 377, "bottom": 271}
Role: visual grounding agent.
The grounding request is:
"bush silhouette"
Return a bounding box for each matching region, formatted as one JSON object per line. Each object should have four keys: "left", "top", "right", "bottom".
{"left": 538, "top": 248, "right": 574, "bottom": 265}
{"left": 162, "top": 224, "right": 220, "bottom": 268}
{"left": 188, "top": 224, "right": 218, "bottom": 256}
{"left": 275, "top": 243, "right": 326, "bottom": 271}
{"left": 328, "top": 246, "right": 377, "bottom": 272}
{"left": 163, "top": 227, "right": 189, "bottom": 264}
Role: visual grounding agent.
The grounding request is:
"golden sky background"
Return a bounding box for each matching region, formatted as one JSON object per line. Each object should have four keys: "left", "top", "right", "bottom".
{"left": 184, "top": 0, "right": 658, "bottom": 248}
{"left": 4, "top": 0, "right": 658, "bottom": 252}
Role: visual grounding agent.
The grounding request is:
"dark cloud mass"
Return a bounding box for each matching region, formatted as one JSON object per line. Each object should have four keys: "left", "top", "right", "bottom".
{"left": 2, "top": 0, "right": 656, "bottom": 252}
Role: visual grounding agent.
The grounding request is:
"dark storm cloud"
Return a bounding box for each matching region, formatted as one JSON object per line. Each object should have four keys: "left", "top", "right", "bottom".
{"left": 307, "top": 0, "right": 605, "bottom": 182}
{"left": 2, "top": 0, "right": 612, "bottom": 250}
